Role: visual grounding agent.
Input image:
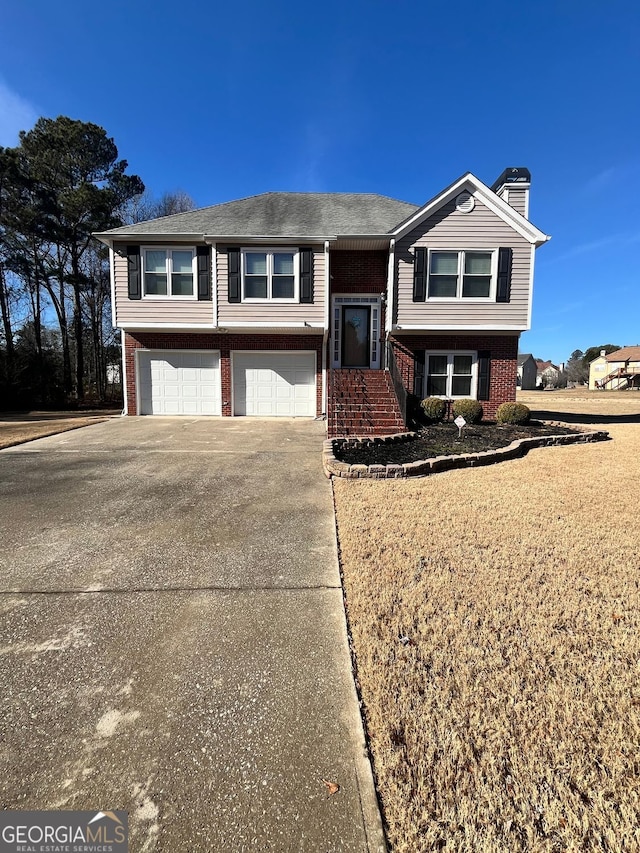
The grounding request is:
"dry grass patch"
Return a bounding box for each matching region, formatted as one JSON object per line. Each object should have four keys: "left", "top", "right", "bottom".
{"left": 334, "top": 394, "right": 640, "bottom": 852}
{"left": 0, "top": 413, "right": 113, "bottom": 449}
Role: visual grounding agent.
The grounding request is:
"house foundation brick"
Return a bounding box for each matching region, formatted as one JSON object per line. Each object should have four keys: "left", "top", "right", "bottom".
{"left": 124, "top": 332, "right": 324, "bottom": 417}
{"left": 389, "top": 333, "right": 519, "bottom": 420}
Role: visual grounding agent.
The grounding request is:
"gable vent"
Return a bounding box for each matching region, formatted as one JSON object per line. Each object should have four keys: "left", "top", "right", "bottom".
{"left": 456, "top": 191, "right": 475, "bottom": 213}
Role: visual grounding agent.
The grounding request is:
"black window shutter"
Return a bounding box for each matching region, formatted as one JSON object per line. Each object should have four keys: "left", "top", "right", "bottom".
{"left": 496, "top": 247, "right": 513, "bottom": 303}
{"left": 196, "top": 246, "right": 212, "bottom": 301}
{"left": 299, "top": 248, "right": 313, "bottom": 303}
{"left": 228, "top": 248, "right": 240, "bottom": 303}
{"left": 477, "top": 350, "right": 491, "bottom": 401}
{"left": 413, "top": 247, "right": 426, "bottom": 301}
{"left": 127, "top": 245, "right": 141, "bottom": 300}
{"left": 413, "top": 351, "right": 426, "bottom": 397}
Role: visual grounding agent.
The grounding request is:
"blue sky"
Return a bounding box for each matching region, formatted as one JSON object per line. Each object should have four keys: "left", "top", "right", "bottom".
{"left": 1, "top": 0, "right": 639, "bottom": 363}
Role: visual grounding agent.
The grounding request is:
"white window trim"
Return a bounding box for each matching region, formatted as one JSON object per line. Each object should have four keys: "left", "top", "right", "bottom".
{"left": 427, "top": 249, "right": 497, "bottom": 302}
{"left": 241, "top": 247, "right": 300, "bottom": 303}
{"left": 424, "top": 350, "right": 478, "bottom": 399}
{"left": 141, "top": 246, "right": 197, "bottom": 300}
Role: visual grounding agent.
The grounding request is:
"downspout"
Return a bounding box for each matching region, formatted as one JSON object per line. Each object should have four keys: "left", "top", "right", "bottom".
{"left": 110, "top": 246, "right": 127, "bottom": 416}
{"left": 121, "top": 328, "right": 128, "bottom": 415}
{"left": 322, "top": 240, "right": 330, "bottom": 416}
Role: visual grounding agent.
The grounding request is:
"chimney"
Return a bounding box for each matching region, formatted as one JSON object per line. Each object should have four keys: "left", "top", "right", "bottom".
{"left": 600, "top": 349, "right": 606, "bottom": 357}
{"left": 491, "top": 167, "right": 531, "bottom": 219}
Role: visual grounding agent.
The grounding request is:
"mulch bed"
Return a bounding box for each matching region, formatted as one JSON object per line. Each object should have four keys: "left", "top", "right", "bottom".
{"left": 336, "top": 421, "right": 580, "bottom": 466}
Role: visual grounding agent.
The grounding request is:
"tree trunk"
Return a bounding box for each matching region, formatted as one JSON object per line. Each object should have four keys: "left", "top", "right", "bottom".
{"left": 0, "top": 262, "right": 15, "bottom": 385}
{"left": 71, "top": 249, "right": 84, "bottom": 401}
{"left": 30, "top": 244, "right": 45, "bottom": 397}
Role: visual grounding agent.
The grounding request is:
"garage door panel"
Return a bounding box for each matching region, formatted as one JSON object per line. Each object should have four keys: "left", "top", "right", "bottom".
{"left": 138, "top": 350, "right": 221, "bottom": 416}
{"left": 233, "top": 353, "right": 316, "bottom": 417}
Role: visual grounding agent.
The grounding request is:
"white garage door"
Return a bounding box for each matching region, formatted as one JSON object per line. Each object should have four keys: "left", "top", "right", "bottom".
{"left": 233, "top": 352, "right": 316, "bottom": 417}
{"left": 138, "top": 350, "right": 221, "bottom": 415}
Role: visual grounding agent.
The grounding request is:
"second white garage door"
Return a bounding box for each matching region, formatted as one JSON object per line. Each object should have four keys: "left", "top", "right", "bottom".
{"left": 233, "top": 352, "right": 316, "bottom": 417}
{"left": 138, "top": 350, "right": 221, "bottom": 415}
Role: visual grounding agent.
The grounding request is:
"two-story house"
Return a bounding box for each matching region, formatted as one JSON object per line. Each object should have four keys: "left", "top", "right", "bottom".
{"left": 95, "top": 167, "right": 549, "bottom": 435}
{"left": 589, "top": 346, "right": 640, "bottom": 390}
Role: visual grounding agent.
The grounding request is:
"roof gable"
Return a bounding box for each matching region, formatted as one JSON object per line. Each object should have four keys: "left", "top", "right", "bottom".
{"left": 536, "top": 360, "right": 560, "bottom": 372}
{"left": 391, "top": 173, "right": 550, "bottom": 246}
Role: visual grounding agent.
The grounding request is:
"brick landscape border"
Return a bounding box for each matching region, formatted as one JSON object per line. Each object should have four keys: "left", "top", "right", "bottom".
{"left": 323, "top": 422, "right": 610, "bottom": 479}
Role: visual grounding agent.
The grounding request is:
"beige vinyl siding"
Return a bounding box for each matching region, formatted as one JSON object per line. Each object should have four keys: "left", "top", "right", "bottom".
{"left": 396, "top": 197, "right": 531, "bottom": 329}
{"left": 505, "top": 186, "right": 528, "bottom": 218}
{"left": 113, "top": 251, "right": 214, "bottom": 326}
{"left": 217, "top": 245, "right": 325, "bottom": 326}
{"left": 589, "top": 356, "right": 608, "bottom": 390}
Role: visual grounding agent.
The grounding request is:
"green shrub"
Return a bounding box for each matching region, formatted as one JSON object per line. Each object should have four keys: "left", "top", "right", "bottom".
{"left": 420, "top": 397, "right": 446, "bottom": 423}
{"left": 452, "top": 398, "right": 483, "bottom": 423}
{"left": 496, "top": 402, "right": 531, "bottom": 425}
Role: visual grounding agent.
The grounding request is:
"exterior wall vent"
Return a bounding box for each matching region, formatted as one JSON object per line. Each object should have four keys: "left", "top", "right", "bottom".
{"left": 455, "top": 191, "right": 475, "bottom": 213}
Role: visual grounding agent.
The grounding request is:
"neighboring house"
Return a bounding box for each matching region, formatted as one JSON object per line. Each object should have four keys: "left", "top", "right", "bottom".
{"left": 517, "top": 353, "right": 537, "bottom": 390}
{"left": 95, "top": 167, "right": 550, "bottom": 435}
{"left": 535, "top": 359, "right": 561, "bottom": 388}
{"left": 589, "top": 346, "right": 640, "bottom": 390}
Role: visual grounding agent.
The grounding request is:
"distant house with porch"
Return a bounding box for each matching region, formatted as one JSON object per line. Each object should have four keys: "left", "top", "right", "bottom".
{"left": 589, "top": 346, "right": 640, "bottom": 390}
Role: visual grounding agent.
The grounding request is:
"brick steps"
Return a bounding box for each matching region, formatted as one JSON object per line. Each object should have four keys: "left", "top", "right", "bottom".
{"left": 328, "top": 368, "right": 406, "bottom": 437}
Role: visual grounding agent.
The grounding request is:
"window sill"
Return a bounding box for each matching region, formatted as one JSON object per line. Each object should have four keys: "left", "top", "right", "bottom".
{"left": 141, "top": 295, "right": 198, "bottom": 301}
{"left": 241, "top": 298, "right": 300, "bottom": 304}
{"left": 425, "top": 296, "right": 495, "bottom": 303}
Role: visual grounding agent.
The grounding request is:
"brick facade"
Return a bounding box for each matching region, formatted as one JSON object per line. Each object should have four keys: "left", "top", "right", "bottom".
{"left": 124, "top": 332, "right": 324, "bottom": 417}
{"left": 329, "top": 250, "right": 388, "bottom": 368}
{"left": 329, "top": 250, "right": 387, "bottom": 295}
{"left": 389, "top": 333, "right": 518, "bottom": 420}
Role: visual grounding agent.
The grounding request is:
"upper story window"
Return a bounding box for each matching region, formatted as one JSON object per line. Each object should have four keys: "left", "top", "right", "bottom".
{"left": 428, "top": 250, "right": 494, "bottom": 299}
{"left": 242, "top": 249, "right": 298, "bottom": 301}
{"left": 143, "top": 248, "right": 195, "bottom": 298}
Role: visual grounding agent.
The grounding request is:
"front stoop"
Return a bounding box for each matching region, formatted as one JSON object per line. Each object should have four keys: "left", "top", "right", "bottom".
{"left": 328, "top": 369, "right": 406, "bottom": 438}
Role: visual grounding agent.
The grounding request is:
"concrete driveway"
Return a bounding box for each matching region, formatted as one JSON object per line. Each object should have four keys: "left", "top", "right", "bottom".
{"left": 0, "top": 418, "right": 384, "bottom": 852}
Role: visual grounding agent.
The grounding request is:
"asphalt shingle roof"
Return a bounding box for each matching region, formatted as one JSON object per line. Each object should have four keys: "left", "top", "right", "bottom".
{"left": 103, "top": 192, "right": 418, "bottom": 238}
{"left": 606, "top": 346, "right": 640, "bottom": 362}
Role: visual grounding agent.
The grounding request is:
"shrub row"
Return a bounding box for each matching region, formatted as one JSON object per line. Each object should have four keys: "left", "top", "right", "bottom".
{"left": 420, "top": 398, "right": 531, "bottom": 425}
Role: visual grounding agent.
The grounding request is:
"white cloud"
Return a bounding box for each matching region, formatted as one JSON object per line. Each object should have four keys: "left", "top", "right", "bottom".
{"left": 0, "top": 79, "right": 39, "bottom": 146}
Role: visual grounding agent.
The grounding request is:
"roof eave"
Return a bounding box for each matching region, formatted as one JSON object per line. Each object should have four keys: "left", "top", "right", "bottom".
{"left": 93, "top": 232, "right": 204, "bottom": 247}
{"left": 337, "top": 233, "right": 393, "bottom": 240}
{"left": 203, "top": 234, "right": 337, "bottom": 243}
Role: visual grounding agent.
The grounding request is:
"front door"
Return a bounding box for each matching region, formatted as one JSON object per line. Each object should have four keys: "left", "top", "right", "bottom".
{"left": 342, "top": 306, "right": 371, "bottom": 367}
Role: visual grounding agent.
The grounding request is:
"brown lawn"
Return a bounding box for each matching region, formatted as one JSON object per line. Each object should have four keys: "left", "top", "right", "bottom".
{"left": 0, "top": 411, "right": 116, "bottom": 449}
{"left": 333, "top": 390, "right": 640, "bottom": 852}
